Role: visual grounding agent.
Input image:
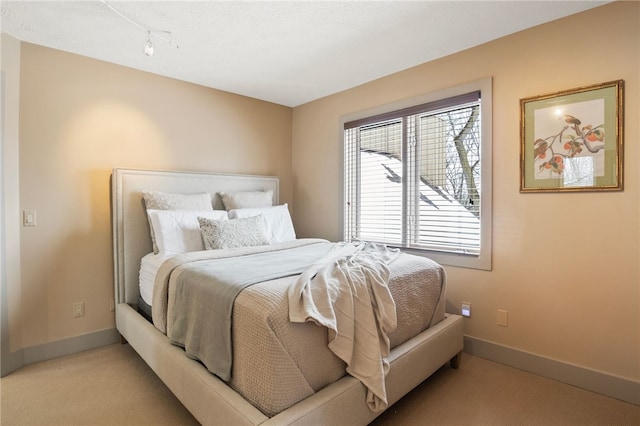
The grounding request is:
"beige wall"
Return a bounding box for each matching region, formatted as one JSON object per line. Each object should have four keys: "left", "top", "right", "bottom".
{"left": 292, "top": 1, "right": 639, "bottom": 381}
{"left": 6, "top": 1, "right": 639, "bottom": 386}
{"left": 17, "top": 44, "right": 292, "bottom": 348}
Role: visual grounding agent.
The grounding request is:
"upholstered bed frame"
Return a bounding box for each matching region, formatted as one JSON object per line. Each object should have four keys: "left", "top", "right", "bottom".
{"left": 111, "top": 168, "right": 464, "bottom": 425}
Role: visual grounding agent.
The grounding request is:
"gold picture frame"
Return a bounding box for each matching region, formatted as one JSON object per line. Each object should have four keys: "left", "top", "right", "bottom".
{"left": 520, "top": 80, "right": 624, "bottom": 192}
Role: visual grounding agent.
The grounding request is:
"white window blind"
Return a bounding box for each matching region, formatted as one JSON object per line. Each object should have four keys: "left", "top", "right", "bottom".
{"left": 344, "top": 88, "right": 490, "bottom": 267}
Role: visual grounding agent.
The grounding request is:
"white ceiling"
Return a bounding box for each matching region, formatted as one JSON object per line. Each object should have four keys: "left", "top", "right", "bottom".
{"left": 1, "top": 1, "right": 609, "bottom": 107}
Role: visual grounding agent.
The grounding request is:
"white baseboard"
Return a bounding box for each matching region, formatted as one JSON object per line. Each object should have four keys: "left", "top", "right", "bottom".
{"left": 7, "top": 329, "right": 639, "bottom": 407}
{"left": 464, "top": 335, "right": 640, "bottom": 406}
{"left": 23, "top": 328, "right": 121, "bottom": 365}
{"left": 1, "top": 347, "right": 24, "bottom": 377}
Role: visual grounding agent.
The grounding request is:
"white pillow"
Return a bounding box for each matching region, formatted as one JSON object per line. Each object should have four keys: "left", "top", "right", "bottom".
{"left": 219, "top": 190, "right": 273, "bottom": 210}
{"left": 198, "top": 215, "right": 270, "bottom": 250}
{"left": 142, "top": 191, "right": 213, "bottom": 253}
{"left": 147, "top": 209, "right": 228, "bottom": 255}
{"left": 228, "top": 204, "right": 296, "bottom": 244}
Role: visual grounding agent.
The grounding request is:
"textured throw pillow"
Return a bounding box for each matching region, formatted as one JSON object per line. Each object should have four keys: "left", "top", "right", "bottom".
{"left": 142, "top": 191, "right": 213, "bottom": 210}
{"left": 198, "top": 215, "right": 270, "bottom": 250}
{"left": 147, "top": 209, "right": 228, "bottom": 255}
{"left": 228, "top": 204, "right": 296, "bottom": 244}
{"left": 218, "top": 190, "right": 273, "bottom": 211}
{"left": 142, "top": 191, "right": 213, "bottom": 253}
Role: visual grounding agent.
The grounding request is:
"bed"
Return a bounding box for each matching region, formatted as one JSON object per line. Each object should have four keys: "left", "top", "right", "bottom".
{"left": 111, "top": 167, "right": 464, "bottom": 425}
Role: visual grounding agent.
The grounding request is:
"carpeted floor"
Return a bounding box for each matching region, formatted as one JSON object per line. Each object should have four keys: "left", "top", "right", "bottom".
{"left": 1, "top": 343, "right": 638, "bottom": 425}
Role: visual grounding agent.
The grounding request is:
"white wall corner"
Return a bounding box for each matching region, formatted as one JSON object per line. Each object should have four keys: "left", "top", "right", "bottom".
{"left": 1, "top": 33, "right": 24, "bottom": 377}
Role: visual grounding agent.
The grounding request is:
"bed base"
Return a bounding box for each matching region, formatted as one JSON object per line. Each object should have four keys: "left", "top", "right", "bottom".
{"left": 117, "top": 302, "right": 462, "bottom": 425}
{"left": 111, "top": 168, "right": 464, "bottom": 425}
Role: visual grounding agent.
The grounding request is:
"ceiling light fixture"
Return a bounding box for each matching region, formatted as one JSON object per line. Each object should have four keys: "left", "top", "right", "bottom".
{"left": 100, "top": 0, "right": 179, "bottom": 57}
{"left": 144, "top": 31, "right": 154, "bottom": 57}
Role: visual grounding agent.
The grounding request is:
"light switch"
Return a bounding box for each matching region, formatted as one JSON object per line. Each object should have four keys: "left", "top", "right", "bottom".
{"left": 23, "top": 210, "right": 37, "bottom": 227}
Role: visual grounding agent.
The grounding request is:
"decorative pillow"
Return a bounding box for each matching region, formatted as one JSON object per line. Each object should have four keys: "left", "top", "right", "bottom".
{"left": 198, "top": 215, "right": 270, "bottom": 250}
{"left": 218, "top": 190, "right": 273, "bottom": 211}
{"left": 147, "top": 210, "right": 228, "bottom": 255}
{"left": 228, "top": 204, "right": 296, "bottom": 244}
{"left": 142, "top": 191, "right": 213, "bottom": 253}
{"left": 142, "top": 191, "right": 213, "bottom": 210}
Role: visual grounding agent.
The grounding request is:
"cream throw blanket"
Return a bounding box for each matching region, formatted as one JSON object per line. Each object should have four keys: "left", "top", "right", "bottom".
{"left": 288, "top": 242, "right": 400, "bottom": 411}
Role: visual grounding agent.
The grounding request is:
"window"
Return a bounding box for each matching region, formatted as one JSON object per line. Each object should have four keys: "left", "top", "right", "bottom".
{"left": 342, "top": 79, "right": 492, "bottom": 270}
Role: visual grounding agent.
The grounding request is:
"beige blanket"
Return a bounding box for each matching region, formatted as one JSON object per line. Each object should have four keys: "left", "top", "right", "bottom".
{"left": 288, "top": 242, "right": 400, "bottom": 411}
{"left": 153, "top": 240, "right": 447, "bottom": 416}
{"left": 165, "top": 241, "right": 333, "bottom": 380}
{"left": 152, "top": 238, "right": 329, "bottom": 333}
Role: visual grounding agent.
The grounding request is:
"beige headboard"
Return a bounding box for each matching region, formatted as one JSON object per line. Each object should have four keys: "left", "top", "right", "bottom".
{"left": 111, "top": 168, "right": 279, "bottom": 306}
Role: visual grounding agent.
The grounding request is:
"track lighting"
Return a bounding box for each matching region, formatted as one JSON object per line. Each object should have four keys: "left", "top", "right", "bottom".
{"left": 144, "top": 31, "right": 154, "bottom": 57}
{"left": 101, "top": 0, "right": 178, "bottom": 57}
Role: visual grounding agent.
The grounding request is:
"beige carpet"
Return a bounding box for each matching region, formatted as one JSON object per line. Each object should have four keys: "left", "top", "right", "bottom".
{"left": 1, "top": 343, "right": 638, "bottom": 425}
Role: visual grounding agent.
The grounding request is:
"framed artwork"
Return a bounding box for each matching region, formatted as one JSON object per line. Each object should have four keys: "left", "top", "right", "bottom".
{"left": 520, "top": 80, "right": 624, "bottom": 192}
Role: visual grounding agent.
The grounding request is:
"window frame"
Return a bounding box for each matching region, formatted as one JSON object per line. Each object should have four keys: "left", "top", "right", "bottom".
{"left": 340, "top": 78, "right": 492, "bottom": 270}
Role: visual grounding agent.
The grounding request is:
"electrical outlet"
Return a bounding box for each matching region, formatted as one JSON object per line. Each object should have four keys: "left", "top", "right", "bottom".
{"left": 73, "top": 302, "right": 85, "bottom": 318}
{"left": 497, "top": 309, "right": 508, "bottom": 327}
